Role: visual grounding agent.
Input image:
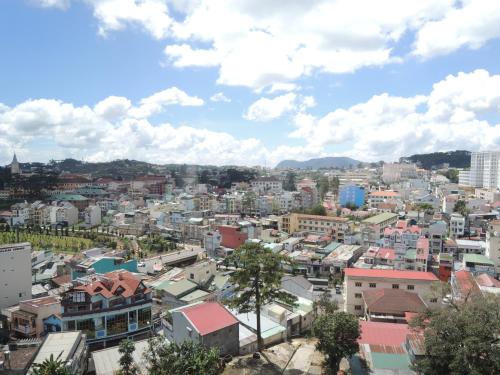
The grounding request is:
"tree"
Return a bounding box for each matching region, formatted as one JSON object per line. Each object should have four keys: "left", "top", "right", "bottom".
{"left": 144, "top": 338, "right": 221, "bottom": 375}
{"left": 313, "top": 290, "right": 338, "bottom": 317}
{"left": 309, "top": 204, "right": 327, "bottom": 216}
{"left": 118, "top": 339, "right": 139, "bottom": 375}
{"left": 317, "top": 175, "right": 330, "bottom": 200}
{"left": 412, "top": 295, "right": 500, "bottom": 375}
{"left": 453, "top": 199, "right": 468, "bottom": 217}
{"left": 314, "top": 311, "right": 360, "bottom": 374}
{"left": 226, "top": 243, "right": 297, "bottom": 350}
{"left": 31, "top": 353, "right": 71, "bottom": 375}
{"left": 283, "top": 171, "right": 297, "bottom": 191}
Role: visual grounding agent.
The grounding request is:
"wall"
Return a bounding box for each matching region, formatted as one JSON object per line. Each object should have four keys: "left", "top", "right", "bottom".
{"left": 0, "top": 243, "right": 32, "bottom": 310}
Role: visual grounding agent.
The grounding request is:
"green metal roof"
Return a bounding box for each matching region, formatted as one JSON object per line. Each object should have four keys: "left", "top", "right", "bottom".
{"left": 161, "top": 279, "right": 198, "bottom": 297}
{"left": 180, "top": 289, "right": 209, "bottom": 302}
{"left": 371, "top": 352, "right": 411, "bottom": 370}
{"left": 362, "top": 212, "right": 398, "bottom": 225}
{"left": 463, "top": 254, "right": 495, "bottom": 266}
{"left": 50, "top": 194, "right": 89, "bottom": 201}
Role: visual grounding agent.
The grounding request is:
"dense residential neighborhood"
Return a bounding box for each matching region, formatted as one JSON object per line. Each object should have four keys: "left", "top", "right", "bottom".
{"left": 0, "top": 150, "right": 499, "bottom": 374}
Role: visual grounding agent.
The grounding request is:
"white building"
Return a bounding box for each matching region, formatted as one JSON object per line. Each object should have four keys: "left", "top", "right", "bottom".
{"left": 204, "top": 231, "right": 221, "bottom": 258}
{"left": 459, "top": 150, "right": 500, "bottom": 189}
{"left": 251, "top": 177, "right": 283, "bottom": 194}
{"left": 85, "top": 205, "right": 102, "bottom": 227}
{"left": 382, "top": 163, "right": 417, "bottom": 184}
{"left": 49, "top": 201, "right": 78, "bottom": 226}
{"left": 449, "top": 213, "right": 465, "bottom": 238}
{"left": 0, "top": 242, "right": 32, "bottom": 309}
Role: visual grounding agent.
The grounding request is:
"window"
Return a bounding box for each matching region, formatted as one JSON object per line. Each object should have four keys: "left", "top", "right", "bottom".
{"left": 66, "top": 320, "right": 76, "bottom": 331}
{"left": 76, "top": 318, "right": 95, "bottom": 339}
{"left": 355, "top": 282, "right": 362, "bottom": 287}
{"left": 138, "top": 307, "right": 152, "bottom": 329}
{"left": 369, "top": 283, "right": 376, "bottom": 288}
{"left": 354, "top": 305, "right": 362, "bottom": 310}
{"left": 190, "top": 273, "right": 194, "bottom": 279}
{"left": 355, "top": 293, "right": 362, "bottom": 298}
{"left": 407, "top": 285, "right": 415, "bottom": 290}
{"left": 430, "top": 298, "right": 438, "bottom": 303}
{"left": 106, "top": 313, "right": 128, "bottom": 336}
{"left": 392, "top": 284, "right": 399, "bottom": 289}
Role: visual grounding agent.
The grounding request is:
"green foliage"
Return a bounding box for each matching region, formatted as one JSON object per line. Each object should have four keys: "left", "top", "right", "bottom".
{"left": 0, "top": 231, "right": 92, "bottom": 253}
{"left": 412, "top": 295, "right": 500, "bottom": 375}
{"left": 401, "top": 150, "right": 471, "bottom": 169}
{"left": 144, "top": 338, "right": 221, "bottom": 375}
{"left": 309, "top": 204, "right": 327, "bottom": 216}
{"left": 313, "top": 311, "right": 360, "bottom": 374}
{"left": 31, "top": 353, "right": 71, "bottom": 375}
{"left": 118, "top": 339, "right": 139, "bottom": 375}
{"left": 283, "top": 171, "right": 297, "bottom": 191}
{"left": 226, "top": 243, "right": 297, "bottom": 349}
{"left": 313, "top": 291, "right": 339, "bottom": 317}
{"left": 438, "top": 168, "right": 459, "bottom": 183}
{"left": 453, "top": 199, "right": 468, "bottom": 216}
{"left": 317, "top": 175, "right": 330, "bottom": 200}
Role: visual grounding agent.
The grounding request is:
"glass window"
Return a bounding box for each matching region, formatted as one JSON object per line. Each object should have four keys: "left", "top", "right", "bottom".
{"left": 355, "top": 293, "right": 362, "bottom": 298}
{"left": 369, "top": 283, "right": 376, "bottom": 288}
{"left": 106, "top": 313, "right": 128, "bottom": 336}
{"left": 354, "top": 305, "right": 362, "bottom": 310}
{"left": 129, "top": 310, "right": 137, "bottom": 324}
{"left": 355, "top": 282, "right": 362, "bottom": 287}
{"left": 66, "top": 320, "right": 75, "bottom": 331}
{"left": 76, "top": 318, "right": 95, "bottom": 339}
{"left": 138, "top": 308, "right": 152, "bottom": 329}
{"left": 392, "top": 284, "right": 399, "bottom": 289}
{"left": 407, "top": 285, "right": 415, "bottom": 290}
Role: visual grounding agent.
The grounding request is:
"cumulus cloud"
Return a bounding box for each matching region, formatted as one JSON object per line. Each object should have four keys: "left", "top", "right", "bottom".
{"left": 210, "top": 92, "right": 231, "bottom": 103}
{"left": 128, "top": 87, "right": 204, "bottom": 118}
{"left": 414, "top": 0, "right": 500, "bottom": 58}
{"left": 244, "top": 93, "right": 315, "bottom": 122}
{"left": 268, "top": 83, "right": 299, "bottom": 94}
{"left": 290, "top": 69, "right": 500, "bottom": 161}
{"left": 31, "top": 0, "right": 70, "bottom": 9}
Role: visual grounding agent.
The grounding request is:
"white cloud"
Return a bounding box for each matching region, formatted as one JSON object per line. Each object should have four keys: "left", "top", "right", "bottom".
{"left": 94, "top": 96, "right": 131, "bottom": 121}
{"left": 414, "top": 0, "right": 500, "bottom": 58}
{"left": 290, "top": 69, "right": 500, "bottom": 161}
{"left": 210, "top": 92, "right": 231, "bottom": 103}
{"left": 31, "top": 0, "right": 70, "bottom": 9}
{"left": 268, "top": 83, "right": 299, "bottom": 94}
{"left": 244, "top": 93, "right": 316, "bottom": 122}
{"left": 128, "top": 87, "right": 204, "bottom": 118}
{"left": 164, "top": 0, "right": 454, "bottom": 90}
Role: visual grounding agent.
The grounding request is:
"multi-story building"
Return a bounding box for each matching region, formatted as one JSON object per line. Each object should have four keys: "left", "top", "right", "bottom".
{"left": 61, "top": 270, "right": 152, "bottom": 347}
{"left": 11, "top": 296, "right": 61, "bottom": 338}
{"left": 486, "top": 220, "right": 500, "bottom": 277}
{"left": 343, "top": 268, "right": 440, "bottom": 316}
{"left": 251, "top": 177, "right": 283, "bottom": 194}
{"left": 449, "top": 213, "right": 466, "bottom": 238}
{"left": 0, "top": 242, "right": 32, "bottom": 309}
{"left": 84, "top": 205, "right": 102, "bottom": 227}
{"left": 382, "top": 163, "right": 417, "bottom": 184}
{"left": 368, "top": 190, "right": 400, "bottom": 208}
{"left": 49, "top": 201, "right": 79, "bottom": 226}
{"left": 459, "top": 150, "right": 500, "bottom": 189}
{"left": 287, "top": 213, "right": 351, "bottom": 242}
{"left": 339, "top": 185, "right": 365, "bottom": 208}
{"left": 382, "top": 221, "right": 421, "bottom": 251}
{"left": 360, "top": 213, "right": 399, "bottom": 245}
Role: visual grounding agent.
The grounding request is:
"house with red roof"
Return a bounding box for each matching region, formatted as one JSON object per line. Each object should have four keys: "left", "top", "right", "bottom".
{"left": 344, "top": 268, "right": 440, "bottom": 316}
{"left": 170, "top": 302, "right": 239, "bottom": 356}
{"left": 60, "top": 270, "right": 152, "bottom": 348}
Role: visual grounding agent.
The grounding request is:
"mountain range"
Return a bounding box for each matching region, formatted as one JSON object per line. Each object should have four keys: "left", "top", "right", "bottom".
{"left": 276, "top": 156, "right": 363, "bottom": 169}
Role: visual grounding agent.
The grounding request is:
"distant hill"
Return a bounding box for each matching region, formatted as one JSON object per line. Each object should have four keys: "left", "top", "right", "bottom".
{"left": 400, "top": 150, "right": 471, "bottom": 169}
{"left": 276, "top": 156, "right": 363, "bottom": 169}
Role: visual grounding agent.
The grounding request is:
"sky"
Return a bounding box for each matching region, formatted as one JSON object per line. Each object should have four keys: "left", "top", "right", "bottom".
{"left": 1, "top": 0, "right": 500, "bottom": 167}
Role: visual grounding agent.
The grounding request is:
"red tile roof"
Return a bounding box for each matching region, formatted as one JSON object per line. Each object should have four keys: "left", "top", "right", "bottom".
{"left": 74, "top": 270, "right": 148, "bottom": 299}
{"left": 375, "top": 248, "right": 396, "bottom": 261}
{"left": 363, "top": 288, "right": 427, "bottom": 314}
{"left": 181, "top": 302, "right": 238, "bottom": 336}
{"left": 454, "top": 270, "right": 480, "bottom": 297}
{"left": 370, "top": 191, "right": 399, "bottom": 197}
{"left": 358, "top": 321, "right": 410, "bottom": 346}
{"left": 345, "top": 268, "right": 438, "bottom": 281}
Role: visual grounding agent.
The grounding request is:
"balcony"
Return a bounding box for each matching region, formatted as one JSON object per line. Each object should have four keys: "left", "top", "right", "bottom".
{"left": 62, "top": 297, "right": 153, "bottom": 318}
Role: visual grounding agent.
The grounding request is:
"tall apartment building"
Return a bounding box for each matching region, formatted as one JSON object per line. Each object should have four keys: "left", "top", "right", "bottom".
{"left": 0, "top": 242, "right": 32, "bottom": 309}
{"left": 382, "top": 163, "right": 417, "bottom": 184}
{"left": 459, "top": 150, "right": 500, "bottom": 189}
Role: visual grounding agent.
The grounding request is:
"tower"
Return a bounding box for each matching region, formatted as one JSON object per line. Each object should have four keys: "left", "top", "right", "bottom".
{"left": 10, "top": 153, "right": 20, "bottom": 175}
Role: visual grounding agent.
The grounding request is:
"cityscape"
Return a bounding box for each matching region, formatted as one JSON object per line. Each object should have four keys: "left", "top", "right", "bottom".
{"left": 1, "top": 1, "right": 500, "bottom": 375}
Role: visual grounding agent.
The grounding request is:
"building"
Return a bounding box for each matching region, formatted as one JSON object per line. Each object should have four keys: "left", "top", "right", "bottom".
{"left": 360, "top": 213, "right": 399, "bottom": 245}
{"left": 219, "top": 225, "right": 248, "bottom": 249}
{"left": 85, "top": 205, "right": 102, "bottom": 227}
{"left": 0, "top": 242, "right": 32, "bottom": 309}
{"left": 362, "top": 288, "right": 427, "bottom": 323}
{"left": 339, "top": 185, "right": 365, "bottom": 208}
{"left": 343, "top": 268, "right": 440, "bottom": 316}
{"left": 71, "top": 256, "right": 138, "bottom": 280}
{"left": 49, "top": 201, "right": 79, "bottom": 226}
{"left": 10, "top": 296, "right": 61, "bottom": 338}
{"left": 28, "top": 331, "right": 88, "bottom": 375}
{"left": 486, "top": 220, "right": 500, "bottom": 277}
{"left": 170, "top": 302, "right": 239, "bottom": 356}
{"left": 449, "top": 213, "right": 466, "bottom": 237}
{"left": 459, "top": 150, "right": 500, "bottom": 189}
{"left": 204, "top": 231, "right": 221, "bottom": 258}
{"left": 287, "top": 213, "right": 350, "bottom": 242}
{"left": 9, "top": 153, "right": 21, "bottom": 175}
{"left": 251, "top": 177, "right": 283, "bottom": 194}
{"left": 462, "top": 254, "right": 496, "bottom": 276}
{"left": 92, "top": 338, "right": 150, "bottom": 375}
{"left": 382, "top": 163, "right": 417, "bottom": 183}
{"left": 61, "top": 270, "right": 152, "bottom": 347}
{"left": 368, "top": 190, "right": 400, "bottom": 208}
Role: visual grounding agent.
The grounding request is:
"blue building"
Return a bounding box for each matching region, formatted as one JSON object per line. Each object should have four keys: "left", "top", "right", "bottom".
{"left": 71, "top": 257, "right": 138, "bottom": 280}
{"left": 339, "top": 185, "right": 365, "bottom": 208}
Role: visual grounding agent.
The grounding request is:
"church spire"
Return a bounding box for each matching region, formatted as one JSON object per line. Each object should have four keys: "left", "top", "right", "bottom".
{"left": 10, "top": 152, "right": 20, "bottom": 174}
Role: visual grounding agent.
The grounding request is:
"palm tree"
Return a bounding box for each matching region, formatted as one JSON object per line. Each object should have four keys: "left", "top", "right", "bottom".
{"left": 31, "top": 353, "right": 71, "bottom": 375}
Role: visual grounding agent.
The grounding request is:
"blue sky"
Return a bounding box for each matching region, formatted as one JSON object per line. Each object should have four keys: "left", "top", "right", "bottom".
{"left": 1, "top": 0, "right": 500, "bottom": 166}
